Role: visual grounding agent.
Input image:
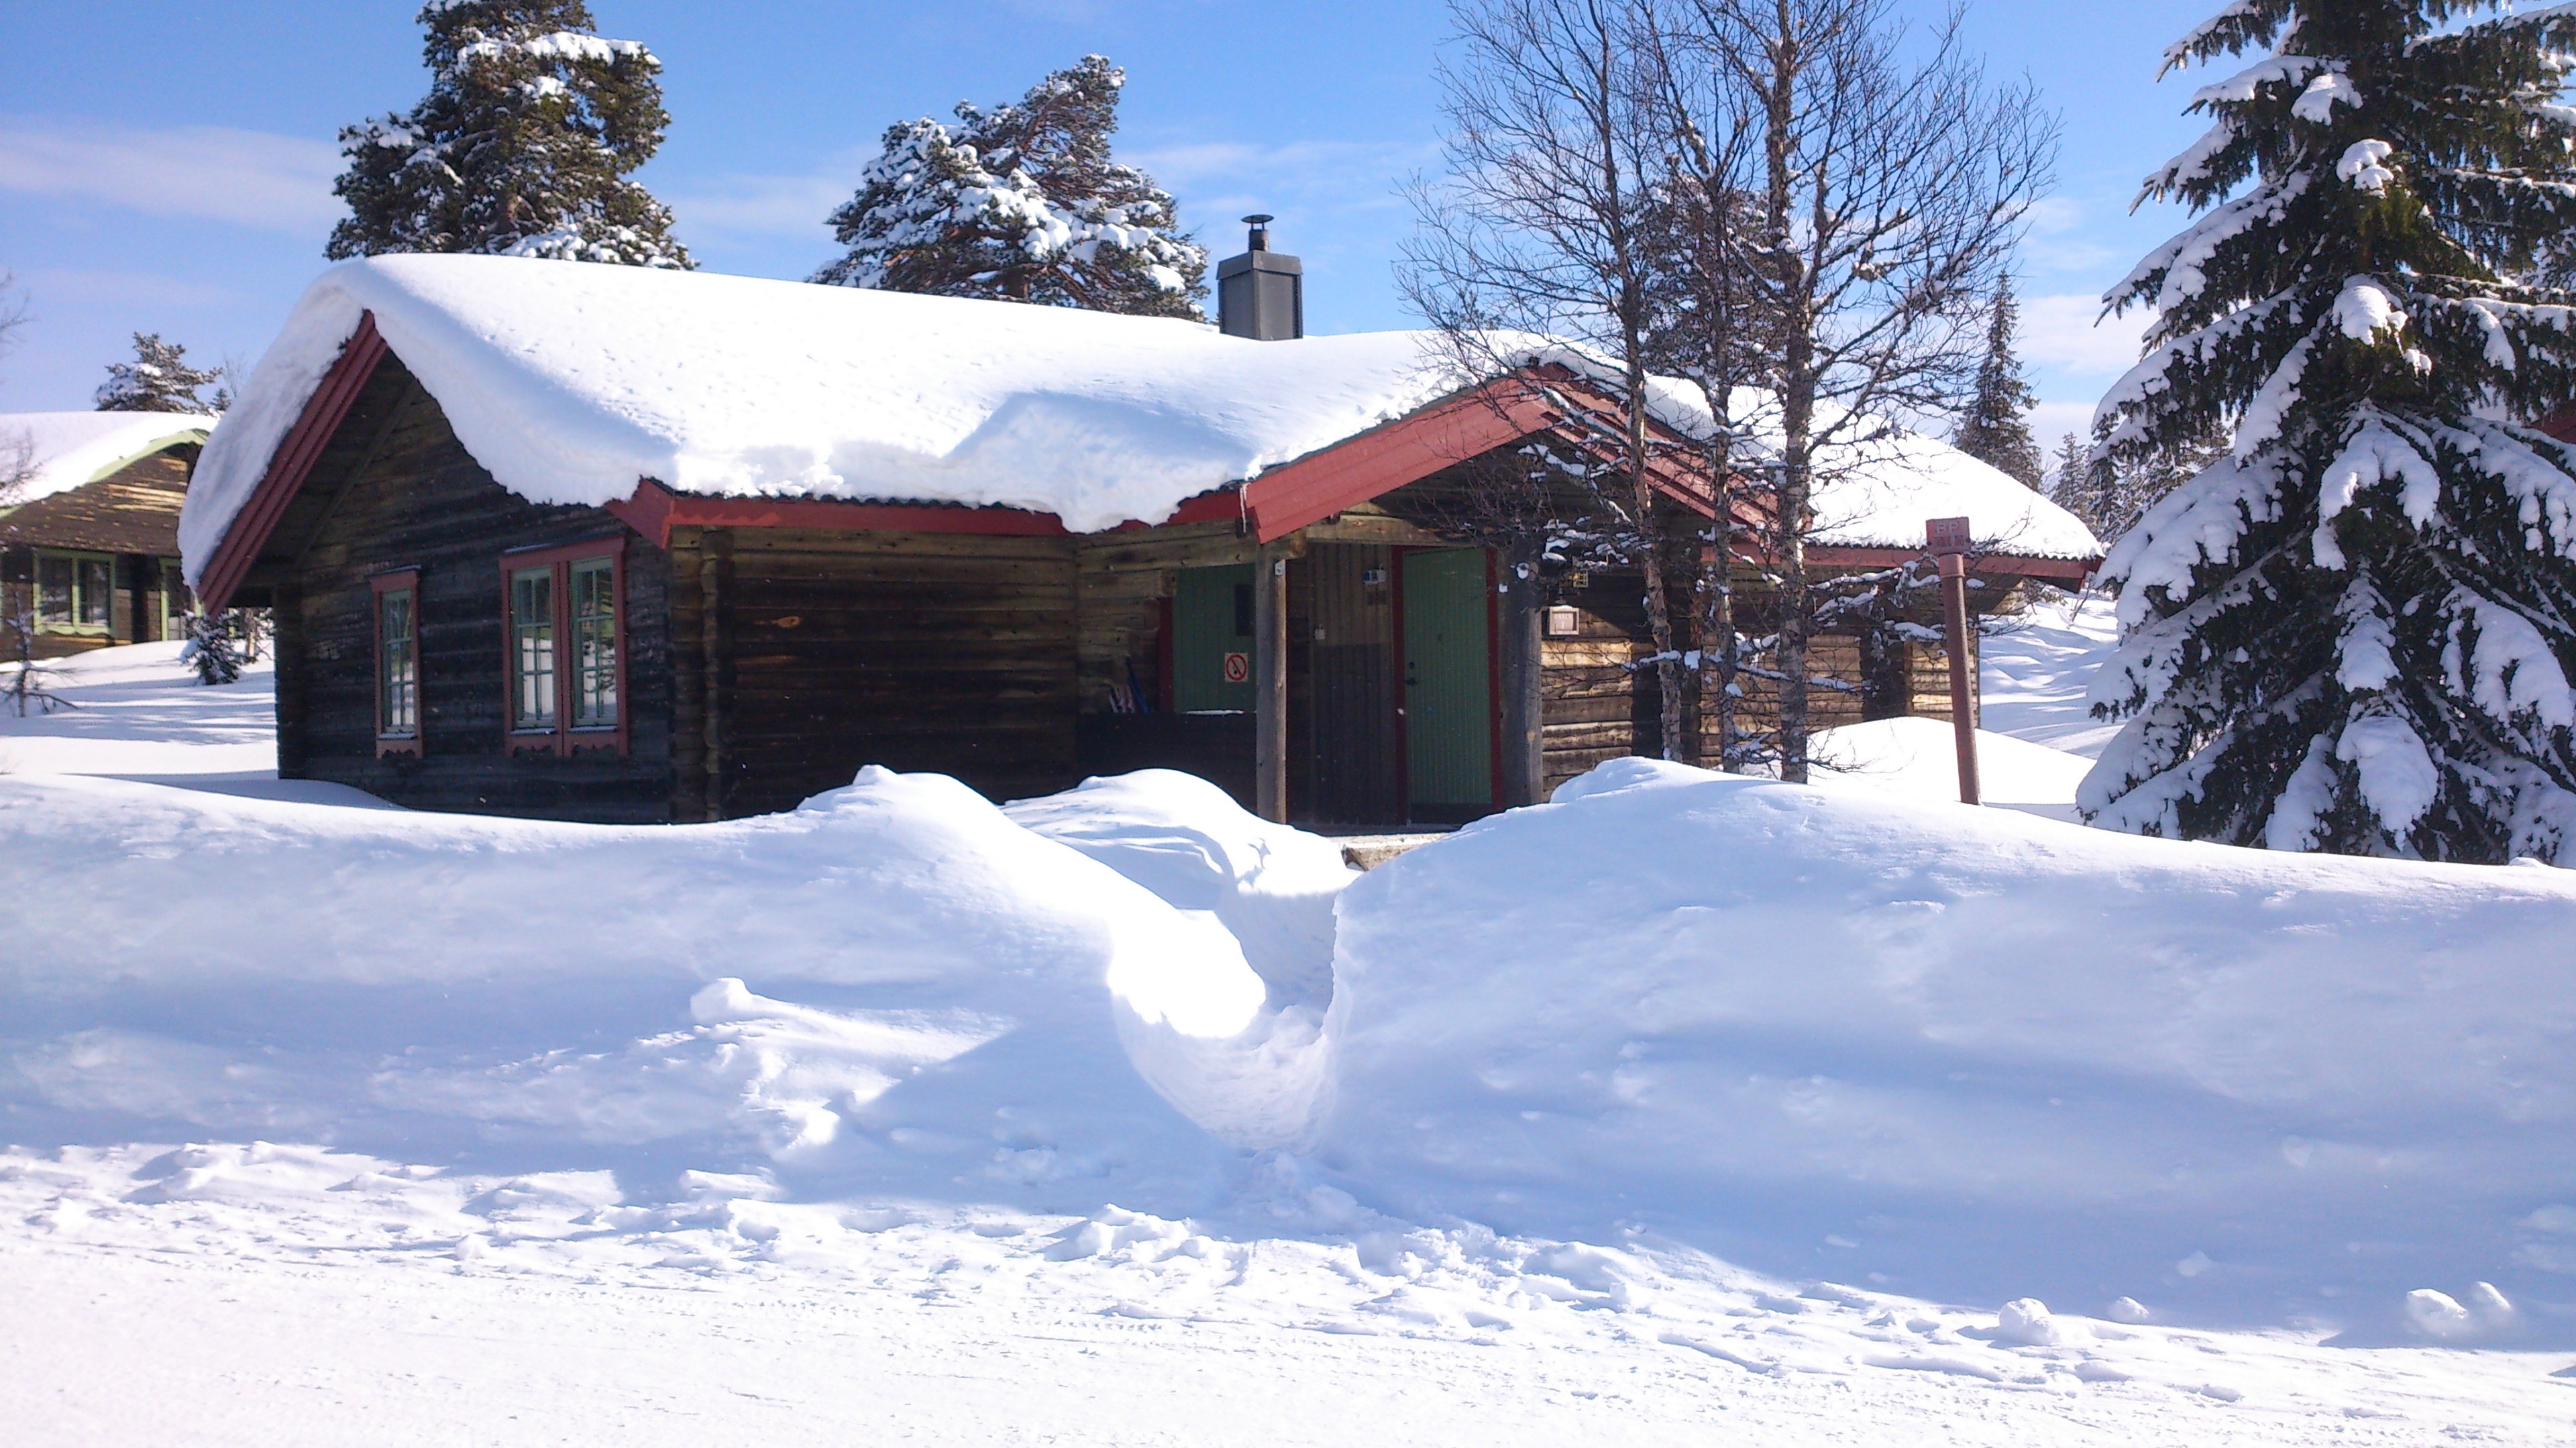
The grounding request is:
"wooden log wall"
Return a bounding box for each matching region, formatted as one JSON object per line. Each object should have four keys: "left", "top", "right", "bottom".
{"left": 1539, "top": 575, "right": 1668, "bottom": 797}
{"left": 1073, "top": 521, "right": 1255, "bottom": 711}
{"left": 708, "top": 525, "right": 1081, "bottom": 817}
{"left": 278, "top": 360, "right": 678, "bottom": 823}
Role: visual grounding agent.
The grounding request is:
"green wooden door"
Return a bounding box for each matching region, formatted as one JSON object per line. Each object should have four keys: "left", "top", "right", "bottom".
{"left": 1173, "top": 563, "right": 1255, "bottom": 712}
{"left": 1401, "top": 548, "right": 1493, "bottom": 817}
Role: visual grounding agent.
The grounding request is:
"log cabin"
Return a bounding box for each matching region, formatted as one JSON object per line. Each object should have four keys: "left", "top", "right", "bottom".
{"left": 182, "top": 249, "right": 2099, "bottom": 827}
{"left": 2, "top": 412, "right": 212, "bottom": 657}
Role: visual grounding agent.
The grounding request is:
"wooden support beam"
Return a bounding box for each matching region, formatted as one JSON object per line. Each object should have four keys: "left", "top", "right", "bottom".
{"left": 1254, "top": 538, "right": 1289, "bottom": 822}
{"left": 700, "top": 531, "right": 731, "bottom": 821}
{"left": 1497, "top": 543, "right": 1546, "bottom": 808}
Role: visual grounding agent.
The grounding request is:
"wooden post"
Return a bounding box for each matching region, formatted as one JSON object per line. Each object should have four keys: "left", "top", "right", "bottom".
{"left": 700, "top": 531, "right": 729, "bottom": 822}
{"left": 1253, "top": 539, "right": 1289, "bottom": 822}
{"left": 272, "top": 583, "right": 307, "bottom": 777}
{"left": 1927, "top": 517, "right": 1980, "bottom": 806}
{"left": 1497, "top": 543, "right": 1545, "bottom": 807}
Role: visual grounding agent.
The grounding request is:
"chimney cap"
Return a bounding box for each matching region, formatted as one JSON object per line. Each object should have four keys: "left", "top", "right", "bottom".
{"left": 1242, "top": 214, "right": 1274, "bottom": 250}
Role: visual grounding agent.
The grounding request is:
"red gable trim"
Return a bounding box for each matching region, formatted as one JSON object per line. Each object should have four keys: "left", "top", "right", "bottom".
{"left": 1172, "top": 380, "right": 1563, "bottom": 540}
{"left": 604, "top": 478, "right": 1074, "bottom": 548}
{"left": 1804, "top": 544, "right": 2099, "bottom": 583}
{"left": 196, "top": 312, "right": 391, "bottom": 611}
{"left": 1167, "top": 371, "right": 1725, "bottom": 543}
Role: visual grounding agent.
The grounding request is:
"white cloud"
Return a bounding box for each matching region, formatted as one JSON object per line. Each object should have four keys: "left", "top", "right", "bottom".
{"left": 2020, "top": 292, "right": 2153, "bottom": 376}
{"left": 2029, "top": 400, "right": 2097, "bottom": 453}
{"left": 0, "top": 118, "right": 342, "bottom": 232}
{"left": 23, "top": 268, "right": 234, "bottom": 309}
{"left": 667, "top": 170, "right": 854, "bottom": 243}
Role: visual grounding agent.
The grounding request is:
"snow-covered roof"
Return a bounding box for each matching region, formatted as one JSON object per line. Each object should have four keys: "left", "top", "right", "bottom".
{"left": 184, "top": 254, "right": 2099, "bottom": 577}
{"left": 3, "top": 411, "right": 213, "bottom": 507}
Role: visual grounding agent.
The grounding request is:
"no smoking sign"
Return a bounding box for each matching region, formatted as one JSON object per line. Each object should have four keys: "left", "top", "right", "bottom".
{"left": 1222, "top": 651, "right": 1250, "bottom": 684}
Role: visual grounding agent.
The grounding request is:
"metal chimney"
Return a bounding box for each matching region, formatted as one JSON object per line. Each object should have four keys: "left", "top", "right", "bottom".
{"left": 1218, "top": 214, "right": 1303, "bottom": 340}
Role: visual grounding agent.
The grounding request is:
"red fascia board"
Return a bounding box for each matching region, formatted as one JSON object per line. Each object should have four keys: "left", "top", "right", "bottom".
{"left": 196, "top": 312, "right": 390, "bottom": 611}
{"left": 1168, "top": 372, "right": 1733, "bottom": 544}
{"left": 604, "top": 477, "right": 1073, "bottom": 549}
{"left": 1803, "top": 544, "right": 2100, "bottom": 583}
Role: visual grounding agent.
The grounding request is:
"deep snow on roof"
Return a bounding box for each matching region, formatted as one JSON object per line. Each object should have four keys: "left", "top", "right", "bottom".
{"left": 3, "top": 411, "right": 213, "bottom": 507}
{"left": 184, "top": 255, "right": 2099, "bottom": 578}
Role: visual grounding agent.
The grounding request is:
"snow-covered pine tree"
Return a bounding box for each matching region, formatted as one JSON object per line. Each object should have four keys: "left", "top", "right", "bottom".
{"left": 813, "top": 56, "right": 1206, "bottom": 319}
{"left": 329, "top": 1, "right": 690, "bottom": 268}
{"left": 2082, "top": 1, "right": 2576, "bottom": 863}
{"left": 95, "top": 333, "right": 225, "bottom": 412}
{"left": 1952, "top": 276, "right": 2044, "bottom": 487}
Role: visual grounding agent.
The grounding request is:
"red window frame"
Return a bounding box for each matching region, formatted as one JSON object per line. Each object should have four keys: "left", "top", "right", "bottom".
{"left": 497, "top": 537, "right": 629, "bottom": 758}
{"left": 370, "top": 567, "right": 422, "bottom": 757}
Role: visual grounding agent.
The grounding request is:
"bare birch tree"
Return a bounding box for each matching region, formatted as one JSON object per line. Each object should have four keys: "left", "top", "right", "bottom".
{"left": 1635, "top": 15, "right": 1770, "bottom": 770}
{"left": 1402, "top": 0, "right": 1699, "bottom": 761}
{"left": 1682, "top": 0, "right": 2053, "bottom": 780}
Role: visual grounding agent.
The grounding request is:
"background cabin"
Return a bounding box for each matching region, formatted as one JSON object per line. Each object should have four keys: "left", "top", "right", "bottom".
{"left": 186, "top": 253, "right": 2098, "bottom": 829}
{"left": 1, "top": 412, "right": 211, "bottom": 657}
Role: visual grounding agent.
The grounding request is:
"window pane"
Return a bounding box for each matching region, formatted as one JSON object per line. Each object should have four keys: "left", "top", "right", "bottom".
{"left": 571, "top": 557, "right": 616, "bottom": 727}
{"left": 510, "top": 565, "right": 555, "bottom": 729}
{"left": 36, "top": 555, "right": 72, "bottom": 625}
{"left": 379, "top": 588, "right": 417, "bottom": 736}
{"left": 77, "top": 559, "right": 112, "bottom": 627}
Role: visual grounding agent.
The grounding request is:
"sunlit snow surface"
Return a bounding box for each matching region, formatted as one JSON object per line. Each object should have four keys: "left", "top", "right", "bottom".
{"left": 6, "top": 636, "right": 2576, "bottom": 1443}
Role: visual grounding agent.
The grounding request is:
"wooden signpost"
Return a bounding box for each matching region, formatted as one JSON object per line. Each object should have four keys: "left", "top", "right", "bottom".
{"left": 1927, "top": 517, "right": 1981, "bottom": 806}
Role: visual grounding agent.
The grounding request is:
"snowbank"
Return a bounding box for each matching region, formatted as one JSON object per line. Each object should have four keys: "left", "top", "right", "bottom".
{"left": 1322, "top": 757, "right": 2576, "bottom": 1321}
{"left": 184, "top": 255, "right": 2099, "bottom": 579}
{"left": 1811, "top": 716, "right": 2096, "bottom": 820}
{"left": 0, "top": 766, "right": 1291, "bottom": 1206}
{"left": 0, "top": 410, "right": 212, "bottom": 504}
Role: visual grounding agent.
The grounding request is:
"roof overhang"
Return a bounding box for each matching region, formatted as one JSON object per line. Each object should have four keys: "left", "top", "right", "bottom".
{"left": 195, "top": 312, "right": 391, "bottom": 611}
{"left": 196, "top": 324, "right": 2087, "bottom": 602}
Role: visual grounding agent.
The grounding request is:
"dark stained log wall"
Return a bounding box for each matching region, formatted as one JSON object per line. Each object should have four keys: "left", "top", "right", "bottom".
{"left": 710, "top": 526, "right": 1081, "bottom": 817}
{"left": 274, "top": 361, "right": 677, "bottom": 822}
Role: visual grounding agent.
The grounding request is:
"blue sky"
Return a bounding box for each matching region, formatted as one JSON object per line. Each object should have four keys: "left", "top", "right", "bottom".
{"left": 5, "top": 0, "right": 2217, "bottom": 443}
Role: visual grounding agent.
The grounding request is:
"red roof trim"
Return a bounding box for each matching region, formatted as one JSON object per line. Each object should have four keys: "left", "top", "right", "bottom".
{"left": 604, "top": 477, "right": 1073, "bottom": 549}
{"left": 196, "top": 311, "right": 390, "bottom": 611}
{"left": 2536, "top": 404, "right": 2576, "bottom": 444}
{"left": 1804, "top": 544, "right": 2099, "bottom": 583}
{"left": 1167, "top": 370, "right": 1726, "bottom": 544}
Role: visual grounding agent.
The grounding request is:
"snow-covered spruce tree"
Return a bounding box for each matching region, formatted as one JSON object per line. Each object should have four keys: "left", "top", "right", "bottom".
{"left": 95, "top": 333, "right": 225, "bottom": 412}
{"left": 2082, "top": 1, "right": 2576, "bottom": 863}
{"left": 329, "top": 1, "right": 690, "bottom": 268}
{"left": 1951, "top": 276, "right": 2044, "bottom": 486}
{"left": 813, "top": 56, "right": 1206, "bottom": 319}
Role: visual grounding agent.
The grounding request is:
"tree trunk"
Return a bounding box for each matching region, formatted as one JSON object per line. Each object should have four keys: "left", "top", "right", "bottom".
{"left": 1696, "top": 433, "right": 1741, "bottom": 769}
{"left": 1626, "top": 374, "right": 1687, "bottom": 761}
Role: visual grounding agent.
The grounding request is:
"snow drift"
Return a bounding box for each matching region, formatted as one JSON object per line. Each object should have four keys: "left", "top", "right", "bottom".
{"left": 8, "top": 740, "right": 2572, "bottom": 1327}
{"left": 0, "top": 766, "right": 1299, "bottom": 1207}
{"left": 1321, "top": 758, "right": 2576, "bottom": 1319}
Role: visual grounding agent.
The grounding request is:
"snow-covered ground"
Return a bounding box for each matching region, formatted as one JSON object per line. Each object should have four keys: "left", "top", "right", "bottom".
{"left": 7, "top": 632, "right": 2575, "bottom": 1444}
